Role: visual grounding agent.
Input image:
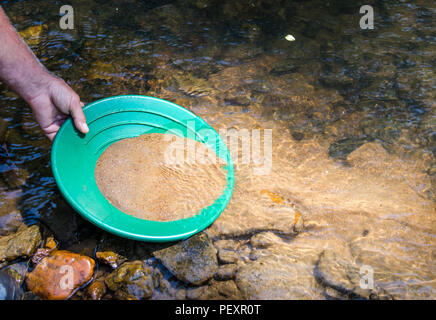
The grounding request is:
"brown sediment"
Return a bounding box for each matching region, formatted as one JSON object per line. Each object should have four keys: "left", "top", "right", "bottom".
{"left": 95, "top": 133, "right": 228, "bottom": 222}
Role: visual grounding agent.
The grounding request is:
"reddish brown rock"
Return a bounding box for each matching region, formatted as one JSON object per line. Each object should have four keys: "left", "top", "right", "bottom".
{"left": 25, "top": 250, "right": 95, "bottom": 300}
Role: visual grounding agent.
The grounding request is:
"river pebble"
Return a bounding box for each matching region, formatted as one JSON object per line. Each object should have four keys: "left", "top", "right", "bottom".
{"left": 25, "top": 250, "right": 95, "bottom": 300}
{"left": 84, "top": 280, "right": 107, "bottom": 300}
{"left": 0, "top": 225, "right": 41, "bottom": 266}
{"left": 104, "top": 261, "right": 154, "bottom": 300}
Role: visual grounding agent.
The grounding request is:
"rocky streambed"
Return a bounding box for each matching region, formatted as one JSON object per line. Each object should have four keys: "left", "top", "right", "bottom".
{"left": 1, "top": 148, "right": 434, "bottom": 301}
{"left": 0, "top": 225, "right": 270, "bottom": 300}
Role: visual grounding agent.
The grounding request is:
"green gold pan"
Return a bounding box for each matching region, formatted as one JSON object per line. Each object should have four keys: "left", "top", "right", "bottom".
{"left": 51, "top": 95, "right": 234, "bottom": 242}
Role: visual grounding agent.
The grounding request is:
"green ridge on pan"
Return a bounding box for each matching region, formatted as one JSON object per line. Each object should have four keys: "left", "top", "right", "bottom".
{"left": 51, "top": 95, "right": 235, "bottom": 242}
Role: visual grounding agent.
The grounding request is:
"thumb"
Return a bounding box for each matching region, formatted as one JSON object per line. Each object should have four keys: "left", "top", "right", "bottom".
{"left": 70, "top": 101, "right": 89, "bottom": 134}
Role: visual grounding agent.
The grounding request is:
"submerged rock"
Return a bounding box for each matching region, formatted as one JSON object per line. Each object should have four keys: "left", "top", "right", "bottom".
{"left": 346, "top": 141, "right": 391, "bottom": 168}
{"left": 155, "top": 277, "right": 186, "bottom": 300}
{"left": 153, "top": 232, "right": 218, "bottom": 285}
{"left": 235, "top": 254, "right": 321, "bottom": 299}
{"left": 208, "top": 188, "right": 305, "bottom": 239}
{"left": 211, "top": 280, "right": 241, "bottom": 299}
{"left": 217, "top": 248, "right": 239, "bottom": 264}
{"left": 84, "top": 280, "right": 107, "bottom": 300}
{"left": 328, "top": 136, "right": 374, "bottom": 160}
{"left": 3, "top": 262, "right": 27, "bottom": 286}
{"left": 215, "top": 264, "right": 238, "bottom": 281}
{"left": 315, "top": 244, "right": 369, "bottom": 299}
{"left": 96, "top": 251, "right": 127, "bottom": 269}
{"left": 1, "top": 167, "right": 29, "bottom": 190}
{"left": 0, "top": 209, "right": 23, "bottom": 237}
{"left": 315, "top": 218, "right": 435, "bottom": 300}
{"left": 25, "top": 250, "right": 95, "bottom": 300}
{"left": 315, "top": 247, "right": 393, "bottom": 300}
{"left": 250, "top": 231, "right": 283, "bottom": 249}
{"left": 105, "top": 261, "right": 154, "bottom": 300}
{"left": 0, "top": 225, "right": 41, "bottom": 265}
{"left": 185, "top": 285, "right": 208, "bottom": 300}
{"left": 0, "top": 270, "right": 22, "bottom": 300}
{"left": 186, "top": 280, "right": 241, "bottom": 300}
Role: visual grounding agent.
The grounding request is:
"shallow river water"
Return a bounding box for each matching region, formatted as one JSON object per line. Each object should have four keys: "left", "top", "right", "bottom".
{"left": 0, "top": 0, "right": 435, "bottom": 299}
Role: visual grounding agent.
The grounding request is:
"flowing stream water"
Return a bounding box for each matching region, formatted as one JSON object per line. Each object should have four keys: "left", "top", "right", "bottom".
{"left": 0, "top": 0, "right": 435, "bottom": 299}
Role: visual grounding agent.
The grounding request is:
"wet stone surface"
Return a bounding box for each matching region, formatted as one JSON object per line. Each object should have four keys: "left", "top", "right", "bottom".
{"left": 0, "top": 225, "right": 41, "bottom": 266}
{"left": 104, "top": 260, "right": 154, "bottom": 300}
{"left": 152, "top": 232, "right": 218, "bottom": 286}
{"left": 0, "top": 201, "right": 23, "bottom": 237}
{"left": 84, "top": 280, "right": 107, "bottom": 300}
{"left": 0, "top": 270, "right": 22, "bottom": 300}
{"left": 3, "top": 262, "right": 28, "bottom": 286}
{"left": 96, "top": 251, "right": 127, "bottom": 270}
{"left": 25, "top": 250, "right": 95, "bottom": 300}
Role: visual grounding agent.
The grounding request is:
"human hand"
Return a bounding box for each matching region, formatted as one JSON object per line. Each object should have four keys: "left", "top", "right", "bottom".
{"left": 0, "top": 8, "right": 88, "bottom": 141}
{"left": 26, "top": 73, "right": 89, "bottom": 141}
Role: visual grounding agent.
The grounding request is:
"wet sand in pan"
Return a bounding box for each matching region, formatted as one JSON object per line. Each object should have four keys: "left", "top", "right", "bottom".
{"left": 95, "top": 133, "right": 228, "bottom": 222}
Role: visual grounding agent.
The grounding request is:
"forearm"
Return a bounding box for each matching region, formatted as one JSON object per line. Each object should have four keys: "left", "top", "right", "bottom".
{"left": 0, "top": 6, "right": 87, "bottom": 140}
{"left": 0, "top": 6, "right": 50, "bottom": 102}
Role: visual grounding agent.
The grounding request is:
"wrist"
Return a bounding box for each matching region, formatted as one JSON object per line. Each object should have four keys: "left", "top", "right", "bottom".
{"left": 17, "top": 68, "right": 56, "bottom": 106}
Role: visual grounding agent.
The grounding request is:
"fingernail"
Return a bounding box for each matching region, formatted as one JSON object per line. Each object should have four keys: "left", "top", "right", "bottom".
{"left": 82, "top": 122, "right": 89, "bottom": 133}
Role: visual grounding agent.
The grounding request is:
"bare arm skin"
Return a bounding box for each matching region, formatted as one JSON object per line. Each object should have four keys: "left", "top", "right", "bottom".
{"left": 0, "top": 7, "right": 88, "bottom": 140}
